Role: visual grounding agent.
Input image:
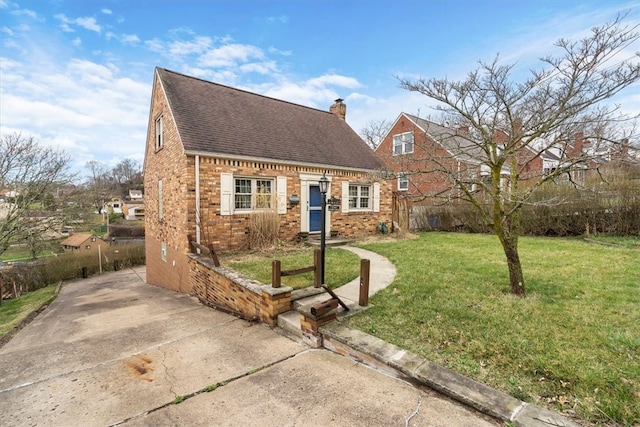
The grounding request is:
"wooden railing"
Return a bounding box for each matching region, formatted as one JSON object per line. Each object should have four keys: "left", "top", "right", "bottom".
{"left": 271, "top": 249, "right": 321, "bottom": 288}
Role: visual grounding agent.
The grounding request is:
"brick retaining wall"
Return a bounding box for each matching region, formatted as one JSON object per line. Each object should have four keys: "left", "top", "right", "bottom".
{"left": 188, "top": 254, "right": 292, "bottom": 326}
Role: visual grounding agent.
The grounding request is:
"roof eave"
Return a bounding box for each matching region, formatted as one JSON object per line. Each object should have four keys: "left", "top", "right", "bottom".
{"left": 184, "top": 150, "right": 381, "bottom": 174}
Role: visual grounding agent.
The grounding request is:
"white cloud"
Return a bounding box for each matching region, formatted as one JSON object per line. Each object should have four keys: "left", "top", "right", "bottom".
{"left": 197, "top": 43, "right": 264, "bottom": 68}
{"left": 75, "top": 17, "right": 101, "bottom": 33}
{"left": 238, "top": 61, "right": 278, "bottom": 75}
{"left": 268, "top": 47, "right": 292, "bottom": 56}
{"left": 0, "top": 54, "right": 150, "bottom": 172}
{"left": 266, "top": 15, "right": 288, "bottom": 24}
{"left": 11, "top": 8, "right": 38, "bottom": 20}
{"left": 101, "top": 8, "right": 112, "bottom": 15}
{"left": 72, "top": 37, "right": 81, "bottom": 47}
{"left": 54, "top": 14, "right": 102, "bottom": 34}
{"left": 121, "top": 34, "right": 140, "bottom": 44}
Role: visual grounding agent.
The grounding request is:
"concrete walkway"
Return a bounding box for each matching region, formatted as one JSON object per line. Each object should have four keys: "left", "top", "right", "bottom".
{"left": 0, "top": 267, "right": 498, "bottom": 427}
{"left": 334, "top": 245, "right": 396, "bottom": 304}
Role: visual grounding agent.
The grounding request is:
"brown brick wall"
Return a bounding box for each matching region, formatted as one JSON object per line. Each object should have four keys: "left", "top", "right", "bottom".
{"left": 193, "top": 158, "right": 392, "bottom": 251}
{"left": 144, "top": 74, "right": 192, "bottom": 292}
{"left": 145, "top": 72, "right": 393, "bottom": 293}
{"left": 188, "top": 255, "right": 292, "bottom": 326}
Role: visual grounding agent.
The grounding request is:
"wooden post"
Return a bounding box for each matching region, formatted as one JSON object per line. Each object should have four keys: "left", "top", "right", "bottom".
{"left": 313, "top": 249, "right": 321, "bottom": 287}
{"left": 359, "top": 259, "right": 370, "bottom": 307}
{"left": 272, "top": 260, "right": 281, "bottom": 288}
{"left": 207, "top": 243, "right": 221, "bottom": 267}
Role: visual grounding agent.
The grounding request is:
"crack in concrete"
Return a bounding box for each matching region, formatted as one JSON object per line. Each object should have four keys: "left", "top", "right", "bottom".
{"left": 405, "top": 395, "right": 423, "bottom": 427}
{"left": 158, "top": 347, "right": 177, "bottom": 398}
{"left": 0, "top": 319, "right": 241, "bottom": 395}
{"left": 108, "top": 348, "right": 306, "bottom": 426}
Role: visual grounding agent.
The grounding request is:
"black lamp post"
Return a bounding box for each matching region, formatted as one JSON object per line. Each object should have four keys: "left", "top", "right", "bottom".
{"left": 318, "top": 173, "right": 329, "bottom": 285}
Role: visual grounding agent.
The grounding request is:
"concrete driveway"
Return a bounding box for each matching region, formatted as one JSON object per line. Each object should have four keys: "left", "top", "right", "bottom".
{"left": 0, "top": 267, "right": 497, "bottom": 426}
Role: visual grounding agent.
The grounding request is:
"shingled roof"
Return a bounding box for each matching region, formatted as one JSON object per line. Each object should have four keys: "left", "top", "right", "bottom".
{"left": 60, "top": 233, "right": 102, "bottom": 248}
{"left": 404, "top": 113, "right": 486, "bottom": 165}
{"left": 156, "top": 68, "right": 383, "bottom": 171}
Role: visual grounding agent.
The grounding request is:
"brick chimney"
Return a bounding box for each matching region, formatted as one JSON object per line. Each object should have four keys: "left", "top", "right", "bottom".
{"left": 573, "top": 131, "right": 585, "bottom": 157}
{"left": 330, "top": 98, "right": 346, "bottom": 120}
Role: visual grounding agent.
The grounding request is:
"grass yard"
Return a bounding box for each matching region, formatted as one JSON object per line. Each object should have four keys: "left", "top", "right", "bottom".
{"left": 0, "top": 284, "right": 57, "bottom": 339}
{"left": 341, "top": 232, "right": 639, "bottom": 426}
{"left": 222, "top": 246, "right": 361, "bottom": 290}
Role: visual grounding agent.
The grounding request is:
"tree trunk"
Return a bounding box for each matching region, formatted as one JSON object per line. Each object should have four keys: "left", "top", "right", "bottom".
{"left": 493, "top": 209, "right": 526, "bottom": 296}
{"left": 501, "top": 238, "right": 525, "bottom": 296}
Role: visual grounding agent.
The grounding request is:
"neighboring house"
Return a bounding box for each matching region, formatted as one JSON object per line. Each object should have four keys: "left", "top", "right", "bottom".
{"left": 376, "top": 113, "right": 502, "bottom": 203}
{"left": 123, "top": 200, "right": 145, "bottom": 220}
{"left": 128, "top": 189, "right": 143, "bottom": 200}
{"left": 105, "top": 198, "right": 123, "bottom": 214}
{"left": 144, "top": 68, "right": 391, "bottom": 292}
{"left": 60, "top": 233, "right": 108, "bottom": 253}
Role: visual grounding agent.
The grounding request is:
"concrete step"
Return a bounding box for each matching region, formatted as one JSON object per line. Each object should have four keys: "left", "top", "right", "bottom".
{"left": 277, "top": 290, "right": 361, "bottom": 338}
{"left": 277, "top": 310, "right": 303, "bottom": 337}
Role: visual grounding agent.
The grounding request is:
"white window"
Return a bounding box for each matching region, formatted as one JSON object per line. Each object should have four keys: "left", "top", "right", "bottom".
{"left": 398, "top": 175, "right": 409, "bottom": 191}
{"left": 349, "top": 184, "right": 371, "bottom": 210}
{"left": 342, "top": 181, "right": 380, "bottom": 213}
{"left": 234, "top": 178, "right": 274, "bottom": 211}
{"left": 155, "top": 115, "right": 163, "bottom": 150}
{"left": 161, "top": 242, "right": 167, "bottom": 262}
{"left": 158, "top": 179, "right": 163, "bottom": 219}
{"left": 85, "top": 245, "right": 91, "bottom": 250}
{"left": 393, "top": 132, "right": 414, "bottom": 155}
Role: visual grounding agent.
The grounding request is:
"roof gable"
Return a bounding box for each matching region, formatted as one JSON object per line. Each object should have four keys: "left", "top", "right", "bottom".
{"left": 155, "top": 68, "right": 383, "bottom": 171}
{"left": 404, "top": 114, "right": 486, "bottom": 165}
{"left": 60, "top": 233, "right": 102, "bottom": 248}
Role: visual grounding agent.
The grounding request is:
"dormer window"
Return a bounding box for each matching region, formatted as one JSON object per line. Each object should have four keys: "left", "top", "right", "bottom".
{"left": 393, "top": 132, "right": 414, "bottom": 155}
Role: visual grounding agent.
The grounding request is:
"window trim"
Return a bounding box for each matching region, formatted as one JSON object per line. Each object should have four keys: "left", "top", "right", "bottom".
{"left": 398, "top": 174, "right": 409, "bottom": 191}
{"left": 392, "top": 131, "right": 414, "bottom": 155}
{"left": 233, "top": 177, "right": 275, "bottom": 212}
{"left": 348, "top": 184, "right": 372, "bottom": 211}
{"left": 155, "top": 115, "right": 164, "bottom": 151}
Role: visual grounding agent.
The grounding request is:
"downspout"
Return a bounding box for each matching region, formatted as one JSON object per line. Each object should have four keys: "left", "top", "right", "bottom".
{"left": 457, "top": 160, "right": 461, "bottom": 199}
{"left": 195, "top": 155, "right": 201, "bottom": 245}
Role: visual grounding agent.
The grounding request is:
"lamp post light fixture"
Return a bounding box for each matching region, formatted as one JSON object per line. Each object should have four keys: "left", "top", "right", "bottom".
{"left": 318, "top": 173, "right": 329, "bottom": 285}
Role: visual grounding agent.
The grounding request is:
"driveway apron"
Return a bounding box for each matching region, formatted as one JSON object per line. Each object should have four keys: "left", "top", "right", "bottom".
{"left": 0, "top": 267, "right": 497, "bottom": 427}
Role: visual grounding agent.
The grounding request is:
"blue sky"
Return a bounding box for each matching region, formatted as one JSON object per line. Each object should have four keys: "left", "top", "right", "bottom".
{"left": 1, "top": 0, "right": 639, "bottom": 176}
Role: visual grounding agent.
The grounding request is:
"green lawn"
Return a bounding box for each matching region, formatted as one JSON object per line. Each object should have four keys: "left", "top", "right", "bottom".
{"left": 0, "top": 284, "right": 57, "bottom": 338}
{"left": 222, "top": 246, "right": 361, "bottom": 290}
{"left": 340, "top": 232, "right": 639, "bottom": 426}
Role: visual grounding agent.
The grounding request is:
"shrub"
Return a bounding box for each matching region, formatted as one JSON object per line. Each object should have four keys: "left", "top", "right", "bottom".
{"left": 412, "top": 179, "right": 640, "bottom": 236}
{"left": 0, "top": 244, "right": 145, "bottom": 300}
{"left": 248, "top": 210, "right": 280, "bottom": 250}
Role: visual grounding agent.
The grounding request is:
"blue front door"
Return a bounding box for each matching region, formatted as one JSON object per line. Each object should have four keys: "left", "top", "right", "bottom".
{"left": 309, "top": 185, "right": 322, "bottom": 233}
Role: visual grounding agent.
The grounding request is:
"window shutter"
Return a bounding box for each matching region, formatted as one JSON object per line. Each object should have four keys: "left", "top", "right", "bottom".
{"left": 373, "top": 182, "right": 380, "bottom": 212}
{"left": 341, "top": 181, "right": 350, "bottom": 213}
{"left": 276, "top": 176, "right": 287, "bottom": 214}
{"left": 220, "top": 173, "right": 233, "bottom": 216}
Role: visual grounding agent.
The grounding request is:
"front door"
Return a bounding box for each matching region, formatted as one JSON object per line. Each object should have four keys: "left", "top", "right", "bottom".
{"left": 308, "top": 185, "right": 322, "bottom": 233}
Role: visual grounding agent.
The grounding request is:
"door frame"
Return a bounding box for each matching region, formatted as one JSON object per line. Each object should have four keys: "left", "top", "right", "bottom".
{"left": 299, "top": 173, "right": 331, "bottom": 234}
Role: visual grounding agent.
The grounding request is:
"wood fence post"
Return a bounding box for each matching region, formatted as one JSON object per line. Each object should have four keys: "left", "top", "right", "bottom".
{"left": 272, "top": 260, "right": 281, "bottom": 288}
{"left": 359, "top": 259, "right": 370, "bottom": 307}
{"left": 313, "top": 249, "right": 321, "bottom": 287}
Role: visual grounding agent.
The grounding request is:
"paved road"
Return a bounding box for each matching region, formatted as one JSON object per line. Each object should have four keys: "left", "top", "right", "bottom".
{"left": 0, "top": 267, "right": 498, "bottom": 426}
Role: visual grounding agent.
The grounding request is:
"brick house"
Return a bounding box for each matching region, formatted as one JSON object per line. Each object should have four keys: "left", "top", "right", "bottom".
{"left": 60, "top": 233, "right": 108, "bottom": 253}
{"left": 376, "top": 113, "right": 546, "bottom": 203}
{"left": 144, "top": 68, "right": 391, "bottom": 293}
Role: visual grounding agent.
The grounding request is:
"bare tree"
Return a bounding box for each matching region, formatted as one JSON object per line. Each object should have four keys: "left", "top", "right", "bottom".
{"left": 397, "top": 16, "right": 640, "bottom": 295}
{"left": 0, "top": 133, "right": 74, "bottom": 257}
{"left": 360, "top": 119, "right": 392, "bottom": 150}
{"left": 111, "top": 158, "right": 143, "bottom": 198}
{"left": 85, "top": 160, "right": 115, "bottom": 214}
